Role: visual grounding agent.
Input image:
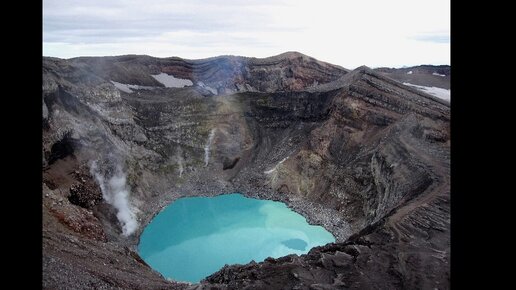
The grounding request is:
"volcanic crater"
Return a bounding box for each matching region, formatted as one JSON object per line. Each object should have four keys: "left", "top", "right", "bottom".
{"left": 43, "top": 52, "right": 450, "bottom": 289}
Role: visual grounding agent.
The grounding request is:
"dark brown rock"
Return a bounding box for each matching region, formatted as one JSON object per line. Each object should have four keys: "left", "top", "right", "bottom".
{"left": 222, "top": 157, "right": 240, "bottom": 170}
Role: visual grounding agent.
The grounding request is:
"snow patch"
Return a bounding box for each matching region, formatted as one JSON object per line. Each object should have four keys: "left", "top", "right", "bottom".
{"left": 151, "top": 73, "right": 193, "bottom": 88}
{"left": 403, "top": 83, "right": 450, "bottom": 102}
{"left": 432, "top": 72, "right": 446, "bottom": 77}
{"left": 406, "top": 71, "right": 413, "bottom": 74}
{"left": 110, "top": 81, "right": 154, "bottom": 93}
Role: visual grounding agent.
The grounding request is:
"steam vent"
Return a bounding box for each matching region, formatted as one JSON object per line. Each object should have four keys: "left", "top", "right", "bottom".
{"left": 43, "top": 52, "right": 450, "bottom": 289}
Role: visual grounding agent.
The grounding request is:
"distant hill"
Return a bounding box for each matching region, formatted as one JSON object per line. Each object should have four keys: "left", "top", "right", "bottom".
{"left": 375, "top": 65, "right": 450, "bottom": 89}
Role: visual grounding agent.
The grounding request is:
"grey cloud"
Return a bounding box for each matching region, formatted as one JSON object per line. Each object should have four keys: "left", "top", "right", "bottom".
{"left": 44, "top": 0, "right": 289, "bottom": 44}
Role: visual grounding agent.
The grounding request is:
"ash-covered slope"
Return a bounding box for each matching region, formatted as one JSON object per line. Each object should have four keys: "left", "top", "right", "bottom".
{"left": 42, "top": 53, "right": 449, "bottom": 289}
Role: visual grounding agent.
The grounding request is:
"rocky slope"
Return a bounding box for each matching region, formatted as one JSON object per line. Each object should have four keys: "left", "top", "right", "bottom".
{"left": 42, "top": 52, "right": 449, "bottom": 289}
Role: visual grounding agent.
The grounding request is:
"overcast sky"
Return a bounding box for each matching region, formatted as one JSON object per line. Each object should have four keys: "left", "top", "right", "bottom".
{"left": 43, "top": 0, "right": 450, "bottom": 69}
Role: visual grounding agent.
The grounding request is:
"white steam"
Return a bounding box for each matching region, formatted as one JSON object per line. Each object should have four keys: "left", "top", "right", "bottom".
{"left": 177, "top": 148, "right": 184, "bottom": 177}
{"left": 204, "top": 129, "right": 216, "bottom": 167}
{"left": 264, "top": 156, "right": 289, "bottom": 174}
{"left": 90, "top": 161, "right": 138, "bottom": 236}
{"left": 178, "top": 159, "right": 184, "bottom": 177}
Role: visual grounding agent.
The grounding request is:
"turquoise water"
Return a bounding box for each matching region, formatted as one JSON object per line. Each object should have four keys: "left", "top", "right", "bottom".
{"left": 138, "top": 193, "right": 335, "bottom": 283}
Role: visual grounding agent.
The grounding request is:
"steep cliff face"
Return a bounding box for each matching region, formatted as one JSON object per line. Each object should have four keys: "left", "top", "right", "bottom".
{"left": 42, "top": 53, "right": 449, "bottom": 289}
